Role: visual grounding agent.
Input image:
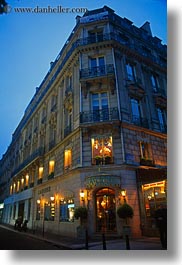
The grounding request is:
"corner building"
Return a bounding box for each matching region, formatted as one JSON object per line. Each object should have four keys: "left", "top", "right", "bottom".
{"left": 1, "top": 6, "right": 167, "bottom": 238}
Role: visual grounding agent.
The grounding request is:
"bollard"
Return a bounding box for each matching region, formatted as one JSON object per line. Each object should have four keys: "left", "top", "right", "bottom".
{"left": 85, "top": 229, "right": 88, "bottom": 250}
{"left": 102, "top": 233, "right": 107, "bottom": 250}
{"left": 125, "top": 235, "right": 130, "bottom": 250}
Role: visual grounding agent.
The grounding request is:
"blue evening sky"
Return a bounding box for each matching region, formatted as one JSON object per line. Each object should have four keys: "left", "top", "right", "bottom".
{"left": 0, "top": 0, "right": 167, "bottom": 159}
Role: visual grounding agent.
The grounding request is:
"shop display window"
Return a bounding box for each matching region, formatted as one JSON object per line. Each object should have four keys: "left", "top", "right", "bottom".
{"left": 143, "top": 180, "right": 167, "bottom": 218}
{"left": 60, "top": 199, "right": 74, "bottom": 222}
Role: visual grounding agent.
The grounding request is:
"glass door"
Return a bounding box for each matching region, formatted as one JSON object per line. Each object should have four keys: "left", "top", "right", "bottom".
{"left": 96, "top": 188, "right": 116, "bottom": 232}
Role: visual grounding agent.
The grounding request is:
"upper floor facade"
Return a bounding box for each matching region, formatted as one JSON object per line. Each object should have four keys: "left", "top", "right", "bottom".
{"left": 0, "top": 6, "right": 167, "bottom": 200}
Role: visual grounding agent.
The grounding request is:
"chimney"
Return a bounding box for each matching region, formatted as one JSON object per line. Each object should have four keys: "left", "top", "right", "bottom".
{"left": 140, "top": 21, "right": 152, "bottom": 36}
{"left": 76, "top": 15, "right": 81, "bottom": 24}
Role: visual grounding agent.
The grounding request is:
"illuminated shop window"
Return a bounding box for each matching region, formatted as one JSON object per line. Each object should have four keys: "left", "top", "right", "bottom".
{"left": 91, "top": 136, "right": 113, "bottom": 165}
{"left": 49, "top": 160, "right": 55, "bottom": 174}
{"left": 36, "top": 200, "right": 41, "bottom": 220}
{"left": 44, "top": 200, "right": 55, "bottom": 221}
{"left": 143, "top": 181, "right": 167, "bottom": 218}
{"left": 60, "top": 199, "right": 74, "bottom": 222}
{"left": 64, "top": 149, "right": 72, "bottom": 170}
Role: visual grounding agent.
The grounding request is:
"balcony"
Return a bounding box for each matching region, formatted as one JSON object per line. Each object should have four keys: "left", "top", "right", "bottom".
{"left": 92, "top": 156, "right": 114, "bottom": 165}
{"left": 140, "top": 158, "right": 155, "bottom": 167}
{"left": 80, "top": 64, "right": 114, "bottom": 79}
{"left": 47, "top": 172, "right": 54, "bottom": 180}
{"left": 11, "top": 147, "right": 45, "bottom": 177}
{"left": 159, "top": 123, "right": 167, "bottom": 133}
{"left": 37, "top": 178, "right": 42, "bottom": 185}
{"left": 131, "top": 115, "right": 149, "bottom": 129}
{"left": 80, "top": 107, "right": 119, "bottom": 124}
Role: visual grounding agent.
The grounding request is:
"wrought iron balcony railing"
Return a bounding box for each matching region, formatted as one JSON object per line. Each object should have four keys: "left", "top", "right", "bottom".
{"left": 11, "top": 147, "right": 45, "bottom": 177}
{"left": 80, "top": 64, "right": 115, "bottom": 79}
{"left": 131, "top": 115, "right": 149, "bottom": 129}
{"left": 80, "top": 107, "right": 119, "bottom": 124}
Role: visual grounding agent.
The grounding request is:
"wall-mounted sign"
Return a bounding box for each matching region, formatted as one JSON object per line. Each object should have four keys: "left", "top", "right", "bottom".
{"left": 85, "top": 174, "right": 121, "bottom": 189}
{"left": 80, "top": 11, "right": 108, "bottom": 24}
{"left": 38, "top": 186, "right": 51, "bottom": 195}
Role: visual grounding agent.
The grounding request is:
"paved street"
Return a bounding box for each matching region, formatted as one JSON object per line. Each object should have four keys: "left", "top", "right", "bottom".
{"left": 0, "top": 224, "right": 164, "bottom": 250}
{"left": 0, "top": 226, "right": 70, "bottom": 250}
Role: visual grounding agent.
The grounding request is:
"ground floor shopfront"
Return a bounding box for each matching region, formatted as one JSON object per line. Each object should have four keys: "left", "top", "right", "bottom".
{"left": 32, "top": 168, "right": 141, "bottom": 238}
{"left": 2, "top": 167, "right": 167, "bottom": 238}
{"left": 137, "top": 168, "right": 167, "bottom": 236}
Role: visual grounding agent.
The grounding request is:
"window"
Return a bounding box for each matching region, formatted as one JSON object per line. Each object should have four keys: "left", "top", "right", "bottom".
{"left": 64, "top": 109, "right": 72, "bottom": 137}
{"left": 91, "top": 136, "right": 113, "bottom": 165}
{"left": 131, "top": 98, "right": 142, "bottom": 123}
{"left": 49, "top": 160, "right": 55, "bottom": 174}
{"left": 64, "top": 149, "right": 72, "bottom": 170}
{"left": 41, "top": 107, "right": 47, "bottom": 124}
{"left": 92, "top": 92, "right": 109, "bottom": 121}
{"left": 65, "top": 75, "right": 72, "bottom": 94}
{"left": 139, "top": 141, "right": 152, "bottom": 160}
{"left": 88, "top": 30, "right": 103, "bottom": 43}
{"left": 36, "top": 202, "right": 41, "bottom": 220}
{"left": 44, "top": 201, "right": 55, "bottom": 221}
{"left": 60, "top": 199, "right": 74, "bottom": 222}
{"left": 151, "top": 74, "right": 159, "bottom": 92}
{"left": 126, "top": 63, "right": 136, "bottom": 81}
{"left": 51, "top": 94, "right": 57, "bottom": 112}
{"left": 157, "top": 108, "right": 166, "bottom": 132}
{"left": 89, "top": 56, "right": 105, "bottom": 76}
{"left": 13, "top": 204, "right": 16, "bottom": 220}
{"left": 38, "top": 166, "right": 44, "bottom": 179}
{"left": 143, "top": 181, "right": 167, "bottom": 218}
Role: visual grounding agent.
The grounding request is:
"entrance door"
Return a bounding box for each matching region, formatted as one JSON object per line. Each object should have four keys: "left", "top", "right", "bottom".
{"left": 96, "top": 188, "right": 116, "bottom": 232}
{"left": 18, "top": 202, "right": 24, "bottom": 219}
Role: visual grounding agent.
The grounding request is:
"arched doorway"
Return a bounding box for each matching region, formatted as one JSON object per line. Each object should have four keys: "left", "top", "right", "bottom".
{"left": 95, "top": 187, "right": 116, "bottom": 232}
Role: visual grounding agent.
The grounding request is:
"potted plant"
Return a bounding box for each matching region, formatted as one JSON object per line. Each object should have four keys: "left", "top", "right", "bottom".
{"left": 74, "top": 206, "right": 88, "bottom": 239}
{"left": 117, "top": 203, "right": 134, "bottom": 246}
{"left": 74, "top": 206, "right": 88, "bottom": 222}
{"left": 94, "top": 156, "right": 102, "bottom": 165}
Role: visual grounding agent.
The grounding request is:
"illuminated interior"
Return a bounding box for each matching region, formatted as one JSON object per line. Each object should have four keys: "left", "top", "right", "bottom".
{"left": 49, "top": 160, "right": 55, "bottom": 174}
{"left": 92, "top": 136, "right": 113, "bottom": 164}
{"left": 38, "top": 166, "right": 44, "bottom": 179}
{"left": 64, "top": 150, "right": 72, "bottom": 169}
{"left": 142, "top": 180, "right": 167, "bottom": 218}
{"left": 96, "top": 188, "right": 116, "bottom": 232}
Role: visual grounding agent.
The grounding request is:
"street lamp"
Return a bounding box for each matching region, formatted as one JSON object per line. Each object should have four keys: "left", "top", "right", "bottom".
{"left": 121, "top": 189, "right": 126, "bottom": 202}
{"left": 80, "top": 190, "right": 85, "bottom": 201}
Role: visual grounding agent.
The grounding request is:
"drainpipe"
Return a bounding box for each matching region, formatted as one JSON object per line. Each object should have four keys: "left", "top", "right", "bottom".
{"left": 112, "top": 48, "right": 125, "bottom": 163}
{"left": 79, "top": 52, "right": 83, "bottom": 166}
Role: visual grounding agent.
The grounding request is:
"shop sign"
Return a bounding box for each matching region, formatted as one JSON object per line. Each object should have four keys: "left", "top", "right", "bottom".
{"left": 38, "top": 186, "right": 51, "bottom": 195}
{"left": 80, "top": 11, "right": 108, "bottom": 24}
{"left": 0, "top": 203, "right": 4, "bottom": 209}
{"left": 85, "top": 174, "right": 120, "bottom": 189}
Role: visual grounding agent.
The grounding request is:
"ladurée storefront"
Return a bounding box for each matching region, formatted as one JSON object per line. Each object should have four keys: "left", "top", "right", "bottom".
{"left": 33, "top": 172, "right": 141, "bottom": 238}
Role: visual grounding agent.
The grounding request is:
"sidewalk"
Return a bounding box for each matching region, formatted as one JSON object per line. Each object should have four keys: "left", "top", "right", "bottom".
{"left": 0, "top": 223, "right": 164, "bottom": 250}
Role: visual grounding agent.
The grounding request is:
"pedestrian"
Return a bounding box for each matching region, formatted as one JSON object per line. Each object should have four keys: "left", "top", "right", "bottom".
{"left": 154, "top": 205, "right": 167, "bottom": 249}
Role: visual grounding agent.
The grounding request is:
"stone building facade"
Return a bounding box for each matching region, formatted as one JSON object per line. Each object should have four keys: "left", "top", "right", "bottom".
{"left": 0, "top": 6, "right": 167, "bottom": 238}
